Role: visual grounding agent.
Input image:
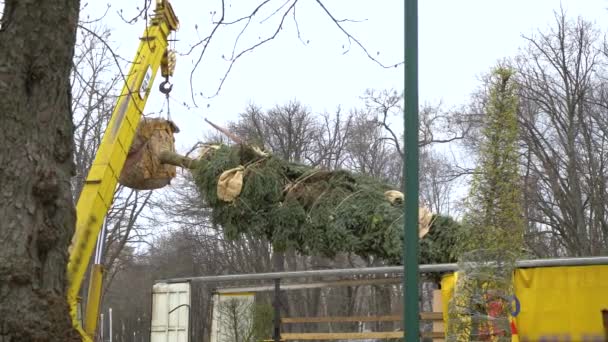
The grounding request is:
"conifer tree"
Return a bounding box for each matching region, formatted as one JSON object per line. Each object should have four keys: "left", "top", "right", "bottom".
{"left": 448, "top": 66, "right": 524, "bottom": 342}
{"left": 461, "top": 66, "right": 525, "bottom": 253}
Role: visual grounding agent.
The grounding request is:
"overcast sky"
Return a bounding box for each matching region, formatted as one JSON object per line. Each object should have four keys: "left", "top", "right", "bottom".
{"left": 78, "top": 0, "right": 608, "bottom": 154}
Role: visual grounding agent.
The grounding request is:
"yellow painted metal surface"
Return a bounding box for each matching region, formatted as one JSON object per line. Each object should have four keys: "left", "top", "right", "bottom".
{"left": 441, "top": 265, "right": 608, "bottom": 341}
{"left": 66, "top": 1, "right": 179, "bottom": 340}
{"left": 84, "top": 264, "right": 104, "bottom": 336}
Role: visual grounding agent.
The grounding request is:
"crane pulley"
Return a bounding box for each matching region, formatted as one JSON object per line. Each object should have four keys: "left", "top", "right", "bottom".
{"left": 159, "top": 49, "right": 176, "bottom": 95}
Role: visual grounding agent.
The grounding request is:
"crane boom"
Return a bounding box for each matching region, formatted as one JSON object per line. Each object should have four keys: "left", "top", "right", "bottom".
{"left": 66, "top": 2, "right": 179, "bottom": 340}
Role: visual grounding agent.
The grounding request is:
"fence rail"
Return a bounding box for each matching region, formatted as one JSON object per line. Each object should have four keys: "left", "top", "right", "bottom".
{"left": 281, "top": 313, "right": 443, "bottom": 324}
{"left": 280, "top": 331, "right": 445, "bottom": 340}
{"left": 157, "top": 256, "right": 608, "bottom": 284}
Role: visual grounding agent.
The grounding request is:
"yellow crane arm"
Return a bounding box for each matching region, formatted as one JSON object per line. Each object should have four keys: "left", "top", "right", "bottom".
{"left": 67, "top": 1, "right": 179, "bottom": 340}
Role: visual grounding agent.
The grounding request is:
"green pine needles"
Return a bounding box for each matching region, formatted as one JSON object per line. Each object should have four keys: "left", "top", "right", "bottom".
{"left": 193, "top": 143, "right": 408, "bottom": 263}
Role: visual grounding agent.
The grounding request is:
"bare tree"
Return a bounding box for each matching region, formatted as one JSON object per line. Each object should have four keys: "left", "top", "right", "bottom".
{"left": 420, "top": 150, "right": 455, "bottom": 215}
{"left": 361, "top": 88, "right": 470, "bottom": 210}
{"left": 363, "top": 89, "right": 472, "bottom": 152}
{"left": 516, "top": 10, "right": 608, "bottom": 256}
{"left": 71, "top": 25, "right": 120, "bottom": 197}
{"left": 344, "top": 109, "right": 402, "bottom": 185}
{"left": 313, "top": 108, "right": 354, "bottom": 170}
{"left": 230, "top": 101, "right": 319, "bottom": 163}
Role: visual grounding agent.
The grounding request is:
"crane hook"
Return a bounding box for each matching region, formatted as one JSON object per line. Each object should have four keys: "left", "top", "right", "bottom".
{"left": 159, "top": 77, "right": 173, "bottom": 95}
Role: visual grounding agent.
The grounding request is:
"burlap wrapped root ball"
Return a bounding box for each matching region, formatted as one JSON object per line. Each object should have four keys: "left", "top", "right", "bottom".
{"left": 119, "top": 118, "right": 180, "bottom": 190}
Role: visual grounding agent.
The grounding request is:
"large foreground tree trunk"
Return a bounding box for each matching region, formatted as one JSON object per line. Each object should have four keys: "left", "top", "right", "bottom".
{"left": 0, "top": 0, "right": 80, "bottom": 340}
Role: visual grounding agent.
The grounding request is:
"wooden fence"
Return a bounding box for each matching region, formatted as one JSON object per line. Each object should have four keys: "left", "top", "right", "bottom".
{"left": 277, "top": 290, "right": 445, "bottom": 341}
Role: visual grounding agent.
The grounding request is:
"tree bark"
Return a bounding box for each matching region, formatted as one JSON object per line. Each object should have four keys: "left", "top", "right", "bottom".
{"left": 159, "top": 150, "right": 202, "bottom": 170}
{"left": 0, "top": 0, "right": 80, "bottom": 340}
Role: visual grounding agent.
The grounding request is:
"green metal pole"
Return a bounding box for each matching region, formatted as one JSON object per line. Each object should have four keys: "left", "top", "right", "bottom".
{"left": 403, "top": 0, "right": 419, "bottom": 341}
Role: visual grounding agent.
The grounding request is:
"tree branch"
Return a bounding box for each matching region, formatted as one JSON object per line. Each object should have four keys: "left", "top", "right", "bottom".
{"left": 314, "top": 0, "right": 403, "bottom": 69}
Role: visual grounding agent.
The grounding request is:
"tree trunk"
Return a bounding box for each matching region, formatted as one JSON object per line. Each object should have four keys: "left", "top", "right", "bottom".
{"left": 159, "top": 150, "right": 202, "bottom": 169}
{"left": 0, "top": 0, "right": 80, "bottom": 340}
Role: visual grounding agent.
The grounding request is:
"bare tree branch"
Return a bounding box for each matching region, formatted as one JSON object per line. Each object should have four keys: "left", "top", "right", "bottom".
{"left": 77, "top": 24, "right": 148, "bottom": 117}
{"left": 189, "top": 0, "right": 226, "bottom": 105}
{"left": 80, "top": 3, "right": 111, "bottom": 25}
{"left": 197, "top": 1, "right": 298, "bottom": 102}
{"left": 314, "top": 0, "right": 403, "bottom": 69}
{"left": 117, "top": 0, "right": 152, "bottom": 25}
{"left": 185, "top": 1, "right": 401, "bottom": 104}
